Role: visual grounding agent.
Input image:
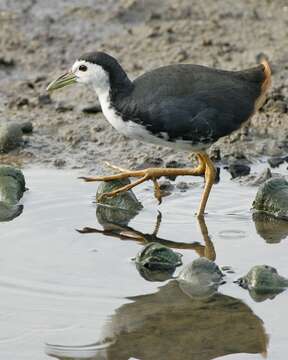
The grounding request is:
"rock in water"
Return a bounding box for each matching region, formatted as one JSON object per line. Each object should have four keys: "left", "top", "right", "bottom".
{"left": 0, "top": 123, "right": 23, "bottom": 152}
{"left": 0, "top": 165, "right": 26, "bottom": 221}
{"left": 96, "top": 179, "right": 143, "bottom": 226}
{"left": 0, "top": 165, "right": 25, "bottom": 203}
{"left": 96, "top": 179, "right": 142, "bottom": 212}
{"left": 135, "top": 242, "right": 182, "bottom": 282}
{"left": 253, "top": 178, "right": 288, "bottom": 220}
{"left": 226, "top": 163, "right": 250, "bottom": 179}
{"left": 240, "top": 167, "right": 272, "bottom": 186}
{"left": 177, "top": 257, "right": 224, "bottom": 299}
{"left": 236, "top": 265, "right": 288, "bottom": 294}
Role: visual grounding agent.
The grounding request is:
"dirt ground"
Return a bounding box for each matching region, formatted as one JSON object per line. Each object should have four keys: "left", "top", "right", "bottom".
{"left": 0, "top": 0, "right": 288, "bottom": 173}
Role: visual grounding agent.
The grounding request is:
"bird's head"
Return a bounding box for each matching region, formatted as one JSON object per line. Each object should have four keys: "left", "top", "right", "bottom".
{"left": 47, "top": 51, "right": 131, "bottom": 96}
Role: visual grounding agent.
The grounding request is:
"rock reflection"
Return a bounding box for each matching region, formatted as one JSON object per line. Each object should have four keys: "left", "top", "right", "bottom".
{"left": 178, "top": 258, "right": 225, "bottom": 299}
{"left": 0, "top": 201, "right": 23, "bottom": 222}
{"left": 253, "top": 212, "right": 288, "bottom": 243}
{"left": 0, "top": 165, "right": 26, "bottom": 222}
{"left": 47, "top": 281, "right": 268, "bottom": 360}
{"left": 49, "top": 205, "right": 270, "bottom": 360}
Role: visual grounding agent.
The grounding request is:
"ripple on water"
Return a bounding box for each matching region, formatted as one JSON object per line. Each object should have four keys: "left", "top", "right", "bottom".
{"left": 0, "top": 166, "right": 288, "bottom": 360}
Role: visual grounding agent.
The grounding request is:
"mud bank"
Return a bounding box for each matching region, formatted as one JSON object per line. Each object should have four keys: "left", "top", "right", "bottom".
{"left": 0, "top": 0, "right": 288, "bottom": 172}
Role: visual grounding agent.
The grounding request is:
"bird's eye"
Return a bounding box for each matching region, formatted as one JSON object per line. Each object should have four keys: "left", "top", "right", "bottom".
{"left": 79, "top": 65, "right": 87, "bottom": 72}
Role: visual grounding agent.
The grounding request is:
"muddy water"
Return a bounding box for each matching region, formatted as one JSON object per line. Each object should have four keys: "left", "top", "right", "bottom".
{"left": 0, "top": 165, "right": 288, "bottom": 360}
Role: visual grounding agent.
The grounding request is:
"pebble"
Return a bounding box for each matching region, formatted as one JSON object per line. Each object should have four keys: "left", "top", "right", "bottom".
{"left": 159, "top": 179, "right": 174, "bottom": 191}
{"left": 0, "top": 123, "right": 23, "bottom": 152}
{"left": 55, "top": 102, "right": 74, "bottom": 112}
{"left": 176, "top": 181, "right": 189, "bottom": 191}
{"left": 135, "top": 157, "right": 163, "bottom": 170}
{"left": 226, "top": 163, "right": 251, "bottom": 178}
{"left": 82, "top": 104, "right": 102, "bottom": 114}
{"left": 268, "top": 156, "right": 286, "bottom": 168}
{"left": 38, "top": 94, "right": 52, "bottom": 105}
{"left": 54, "top": 159, "right": 66, "bottom": 168}
{"left": 20, "top": 122, "right": 33, "bottom": 134}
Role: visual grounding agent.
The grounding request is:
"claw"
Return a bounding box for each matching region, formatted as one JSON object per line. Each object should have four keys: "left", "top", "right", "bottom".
{"left": 98, "top": 192, "right": 112, "bottom": 201}
{"left": 79, "top": 176, "right": 102, "bottom": 182}
{"left": 80, "top": 154, "right": 211, "bottom": 212}
{"left": 104, "top": 161, "right": 128, "bottom": 173}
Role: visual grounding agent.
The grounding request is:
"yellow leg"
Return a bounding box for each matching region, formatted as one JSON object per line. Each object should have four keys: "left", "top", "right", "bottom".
{"left": 197, "top": 215, "right": 216, "bottom": 261}
{"left": 80, "top": 153, "right": 206, "bottom": 203}
{"left": 197, "top": 153, "right": 216, "bottom": 217}
{"left": 97, "top": 174, "right": 149, "bottom": 201}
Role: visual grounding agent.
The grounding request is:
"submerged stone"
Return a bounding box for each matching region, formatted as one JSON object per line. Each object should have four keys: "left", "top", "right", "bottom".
{"left": 0, "top": 165, "right": 26, "bottom": 222}
{"left": 252, "top": 177, "right": 288, "bottom": 220}
{"left": 236, "top": 265, "right": 288, "bottom": 294}
{"left": 135, "top": 242, "right": 182, "bottom": 282}
{"left": 177, "top": 257, "right": 224, "bottom": 299}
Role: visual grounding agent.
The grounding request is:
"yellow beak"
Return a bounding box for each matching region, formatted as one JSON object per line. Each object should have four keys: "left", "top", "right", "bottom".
{"left": 46, "top": 72, "right": 77, "bottom": 92}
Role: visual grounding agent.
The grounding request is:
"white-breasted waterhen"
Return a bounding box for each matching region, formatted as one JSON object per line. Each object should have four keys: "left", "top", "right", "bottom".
{"left": 47, "top": 52, "right": 271, "bottom": 217}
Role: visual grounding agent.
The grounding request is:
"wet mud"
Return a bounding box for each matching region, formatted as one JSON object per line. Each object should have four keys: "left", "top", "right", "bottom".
{"left": 0, "top": 0, "right": 288, "bottom": 172}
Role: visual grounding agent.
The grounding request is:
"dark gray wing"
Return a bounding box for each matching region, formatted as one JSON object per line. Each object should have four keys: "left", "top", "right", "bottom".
{"left": 133, "top": 87, "right": 256, "bottom": 144}
{"left": 113, "top": 63, "right": 265, "bottom": 145}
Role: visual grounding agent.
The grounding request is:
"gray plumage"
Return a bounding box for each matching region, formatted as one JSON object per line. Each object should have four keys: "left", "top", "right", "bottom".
{"left": 80, "top": 52, "right": 268, "bottom": 149}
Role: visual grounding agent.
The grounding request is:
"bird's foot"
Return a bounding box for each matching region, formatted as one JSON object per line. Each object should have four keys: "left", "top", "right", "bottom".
{"left": 80, "top": 161, "right": 205, "bottom": 204}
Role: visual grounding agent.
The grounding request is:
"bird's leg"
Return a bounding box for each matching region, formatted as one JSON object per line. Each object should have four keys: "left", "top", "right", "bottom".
{"left": 197, "top": 215, "right": 216, "bottom": 261}
{"left": 152, "top": 211, "right": 162, "bottom": 236}
{"left": 197, "top": 152, "right": 216, "bottom": 217}
{"left": 97, "top": 174, "right": 150, "bottom": 202}
{"left": 104, "top": 161, "right": 128, "bottom": 173}
{"left": 80, "top": 153, "right": 206, "bottom": 202}
{"left": 152, "top": 178, "right": 162, "bottom": 204}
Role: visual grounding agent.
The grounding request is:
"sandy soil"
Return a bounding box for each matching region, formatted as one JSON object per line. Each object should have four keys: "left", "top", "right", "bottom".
{"left": 0, "top": 0, "right": 288, "bottom": 173}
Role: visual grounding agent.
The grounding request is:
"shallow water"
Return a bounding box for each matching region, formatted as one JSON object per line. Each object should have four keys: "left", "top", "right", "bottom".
{"left": 0, "top": 165, "right": 288, "bottom": 360}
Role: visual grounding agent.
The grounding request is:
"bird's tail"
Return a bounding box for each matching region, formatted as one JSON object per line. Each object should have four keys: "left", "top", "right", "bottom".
{"left": 255, "top": 54, "right": 272, "bottom": 110}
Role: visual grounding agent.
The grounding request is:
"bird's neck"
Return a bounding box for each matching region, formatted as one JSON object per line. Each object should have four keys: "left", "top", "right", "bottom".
{"left": 93, "top": 62, "right": 133, "bottom": 106}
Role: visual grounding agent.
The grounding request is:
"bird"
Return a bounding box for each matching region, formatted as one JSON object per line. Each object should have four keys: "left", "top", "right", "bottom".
{"left": 47, "top": 51, "right": 271, "bottom": 217}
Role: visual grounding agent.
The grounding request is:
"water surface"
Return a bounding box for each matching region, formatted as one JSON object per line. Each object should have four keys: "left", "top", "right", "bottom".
{"left": 0, "top": 165, "right": 288, "bottom": 360}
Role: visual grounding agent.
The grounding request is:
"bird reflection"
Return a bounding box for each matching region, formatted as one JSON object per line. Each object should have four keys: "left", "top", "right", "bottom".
{"left": 78, "top": 205, "right": 216, "bottom": 262}
{"left": 47, "top": 206, "right": 269, "bottom": 360}
{"left": 47, "top": 280, "right": 268, "bottom": 360}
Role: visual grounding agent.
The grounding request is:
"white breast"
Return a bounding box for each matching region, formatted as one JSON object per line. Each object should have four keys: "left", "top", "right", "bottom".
{"left": 97, "top": 92, "right": 199, "bottom": 151}
{"left": 98, "top": 92, "right": 130, "bottom": 136}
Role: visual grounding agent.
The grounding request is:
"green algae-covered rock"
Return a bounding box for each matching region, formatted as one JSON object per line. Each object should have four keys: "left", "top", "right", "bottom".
{"left": 177, "top": 257, "right": 224, "bottom": 299}
{"left": 236, "top": 265, "right": 288, "bottom": 293}
{"left": 96, "top": 179, "right": 143, "bottom": 212}
{"left": 0, "top": 165, "right": 26, "bottom": 204}
{"left": 253, "top": 178, "right": 288, "bottom": 220}
{"left": 96, "top": 179, "right": 143, "bottom": 226}
{"left": 135, "top": 242, "right": 182, "bottom": 282}
{"left": 0, "top": 202, "right": 23, "bottom": 222}
{"left": 0, "top": 165, "right": 26, "bottom": 222}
